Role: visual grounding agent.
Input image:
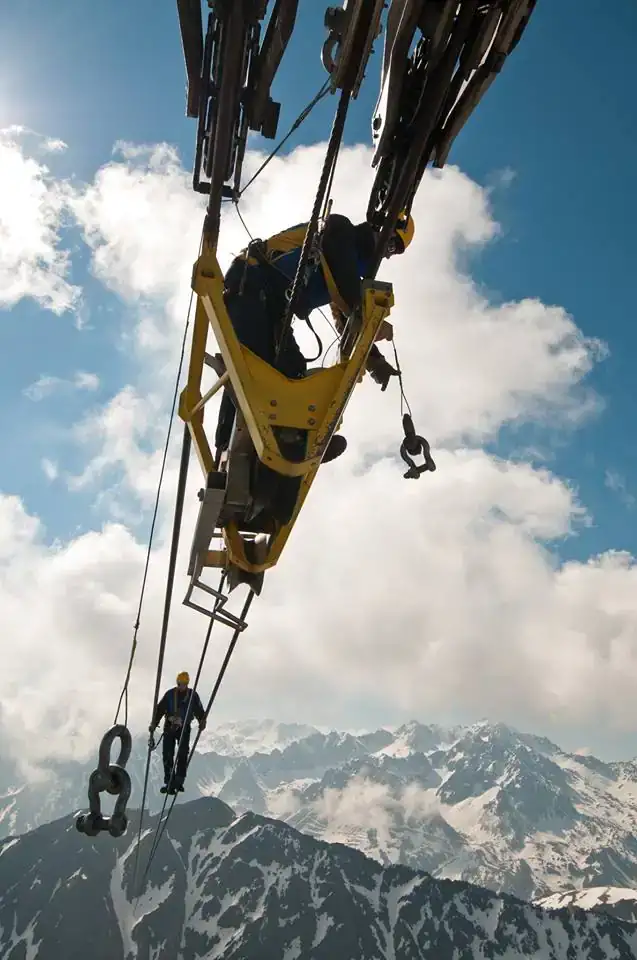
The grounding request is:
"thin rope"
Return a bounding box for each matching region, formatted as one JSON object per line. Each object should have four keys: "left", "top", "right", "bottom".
{"left": 113, "top": 282, "right": 196, "bottom": 728}
{"left": 130, "top": 226, "right": 204, "bottom": 889}
{"left": 136, "top": 587, "right": 254, "bottom": 893}
{"left": 391, "top": 338, "right": 413, "bottom": 419}
{"left": 238, "top": 81, "right": 331, "bottom": 197}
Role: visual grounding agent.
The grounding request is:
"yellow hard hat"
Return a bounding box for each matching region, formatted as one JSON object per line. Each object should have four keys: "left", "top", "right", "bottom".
{"left": 395, "top": 211, "right": 415, "bottom": 251}
{"left": 176, "top": 671, "right": 190, "bottom": 685}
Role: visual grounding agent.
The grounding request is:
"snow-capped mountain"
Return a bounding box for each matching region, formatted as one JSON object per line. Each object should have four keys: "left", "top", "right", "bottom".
{"left": 5, "top": 718, "right": 637, "bottom": 901}
{"left": 200, "top": 718, "right": 320, "bottom": 757}
{"left": 1, "top": 797, "right": 636, "bottom": 960}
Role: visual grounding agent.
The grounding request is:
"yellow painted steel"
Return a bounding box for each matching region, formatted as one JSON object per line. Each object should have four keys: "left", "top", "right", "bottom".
{"left": 178, "top": 243, "right": 394, "bottom": 575}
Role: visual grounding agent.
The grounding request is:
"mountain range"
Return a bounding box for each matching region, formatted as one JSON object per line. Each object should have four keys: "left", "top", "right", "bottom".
{"left": 3, "top": 718, "right": 637, "bottom": 901}
{"left": 2, "top": 796, "right": 637, "bottom": 959}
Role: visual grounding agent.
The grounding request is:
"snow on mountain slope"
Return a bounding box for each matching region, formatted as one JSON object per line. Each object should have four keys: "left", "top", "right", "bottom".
{"left": 6, "top": 718, "right": 637, "bottom": 904}
{"left": 253, "top": 720, "right": 637, "bottom": 900}
{"left": 537, "top": 887, "right": 637, "bottom": 925}
{"left": 376, "top": 721, "right": 459, "bottom": 758}
{"left": 2, "top": 797, "right": 637, "bottom": 960}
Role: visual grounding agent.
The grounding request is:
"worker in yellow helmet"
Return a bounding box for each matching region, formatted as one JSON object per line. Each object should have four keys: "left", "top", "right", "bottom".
{"left": 214, "top": 211, "right": 415, "bottom": 466}
{"left": 149, "top": 670, "right": 207, "bottom": 794}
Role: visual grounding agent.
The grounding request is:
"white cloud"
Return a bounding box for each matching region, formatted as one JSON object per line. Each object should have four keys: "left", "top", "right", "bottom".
{"left": 0, "top": 127, "right": 79, "bottom": 314}
{"left": 605, "top": 469, "right": 635, "bottom": 509}
{"left": 311, "top": 776, "right": 440, "bottom": 851}
{"left": 24, "top": 370, "right": 100, "bottom": 401}
{"left": 69, "top": 142, "right": 204, "bottom": 359}
{"left": 266, "top": 787, "right": 303, "bottom": 820}
{"left": 2, "top": 134, "right": 637, "bottom": 776}
{"left": 41, "top": 458, "right": 58, "bottom": 481}
{"left": 43, "top": 138, "right": 67, "bottom": 154}
{"left": 74, "top": 371, "right": 100, "bottom": 391}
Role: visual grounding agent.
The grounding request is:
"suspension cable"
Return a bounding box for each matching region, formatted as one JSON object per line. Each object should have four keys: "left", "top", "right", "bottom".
{"left": 136, "top": 586, "right": 255, "bottom": 892}
{"left": 131, "top": 77, "right": 334, "bottom": 891}
{"left": 276, "top": 88, "right": 351, "bottom": 362}
{"left": 238, "top": 80, "right": 331, "bottom": 197}
{"left": 390, "top": 339, "right": 414, "bottom": 419}
{"left": 130, "top": 423, "right": 192, "bottom": 891}
{"left": 136, "top": 583, "right": 222, "bottom": 887}
{"left": 113, "top": 285, "right": 195, "bottom": 729}
{"left": 128, "top": 220, "right": 207, "bottom": 886}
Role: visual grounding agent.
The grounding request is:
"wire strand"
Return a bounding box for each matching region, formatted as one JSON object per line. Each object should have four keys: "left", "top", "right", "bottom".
{"left": 391, "top": 338, "right": 413, "bottom": 419}
{"left": 136, "top": 585, "right": 254, "bottom": 893}
{"left": 113, "top": 285, "right": 195, "bottom": 729}
{"left": 238, "top": 81, "right": 331, "bottom": 197}
{"left": 130, "top": 226, "right": 204, "bottom": 890}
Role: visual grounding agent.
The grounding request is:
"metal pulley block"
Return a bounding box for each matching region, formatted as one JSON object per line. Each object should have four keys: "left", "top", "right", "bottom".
{"left": 321, "top": 0, "right": 385, "bottom": 98}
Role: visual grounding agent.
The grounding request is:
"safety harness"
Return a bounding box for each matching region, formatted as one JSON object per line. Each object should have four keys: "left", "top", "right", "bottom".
{"left": 166, "top": 686, "right": 192, "bottom": 729}
{"left": 231, "top": 221, "right": 352, "bottom": 318}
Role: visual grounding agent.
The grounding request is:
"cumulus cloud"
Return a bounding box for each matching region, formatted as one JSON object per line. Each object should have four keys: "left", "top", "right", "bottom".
{"left": 2, "top": 133, "right": 636, "bottom": 775}
{"left": 266, "top": 787, "right": 303, "bottom": 821}
{"left": 24, "top": 370, "right": 100, "bottom": 401}
{"left": 69, "top": 142, "right": 204, "bottom": 364}
{"left": 0, "top": 127, "right": 79, "bottom": 314}
{"left": 311, "top": 776, "right": 440, "bottom": 851}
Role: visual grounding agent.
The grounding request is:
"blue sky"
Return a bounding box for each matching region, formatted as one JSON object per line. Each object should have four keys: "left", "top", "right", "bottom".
{"left": 2, "top": 2, "right": 637, "bottom": 759}
{"left": 1, "top": 0, "right": 635, "bottom": 558}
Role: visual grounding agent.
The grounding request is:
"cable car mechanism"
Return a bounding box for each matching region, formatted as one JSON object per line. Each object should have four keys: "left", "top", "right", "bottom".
{"left": 77, "top": 0, "right": 537, "bottom": 878}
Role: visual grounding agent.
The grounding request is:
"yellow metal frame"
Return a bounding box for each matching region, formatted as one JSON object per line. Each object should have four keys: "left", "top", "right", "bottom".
{"left": 179, "top": 243, "right": 394, "bottom": 575}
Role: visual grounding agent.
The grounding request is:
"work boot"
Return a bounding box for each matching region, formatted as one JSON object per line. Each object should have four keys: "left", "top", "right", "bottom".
{"left": 323, "top": 435, "right": 347, "bottom": 464}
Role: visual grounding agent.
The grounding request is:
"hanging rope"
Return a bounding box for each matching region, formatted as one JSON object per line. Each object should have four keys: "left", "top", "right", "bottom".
{"left": 238, "top": 81, "right": 331, "bottom": 197}
{"left": 129, "top": 424, "right": 192, "bottom": 892}
{"left": 112, "top": 281, "right": 196, "bottom": 729}
{"left": 276, "top": 88, "right": 351, "bottom": 362}
{"left": 128, "top": 225, "right": 206, "bottom": 888}
{"left": 390, "top": 339, "right": 413, "bottom": 420}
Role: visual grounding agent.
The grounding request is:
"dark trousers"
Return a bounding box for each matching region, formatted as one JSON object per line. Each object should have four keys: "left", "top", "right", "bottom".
{"left": 162, "top": 724, "right": 191, "bottom": 785}
{"left": 214, "top": 266, "right": 307, "bottom": 453}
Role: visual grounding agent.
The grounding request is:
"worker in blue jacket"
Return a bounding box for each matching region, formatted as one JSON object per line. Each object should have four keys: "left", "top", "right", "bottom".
{"left": 214, "top": 212, "right": 415, "bottom": 464}
{"left": 149, "top": 671, "right": 206, "bottom": 794}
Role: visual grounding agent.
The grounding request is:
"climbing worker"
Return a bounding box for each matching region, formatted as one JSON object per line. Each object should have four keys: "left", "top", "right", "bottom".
{"left": 214, "top": 211, "right": 415, "bottom": 464}
{"left": 149, "top": 671, "right": 207, "bottom": 794}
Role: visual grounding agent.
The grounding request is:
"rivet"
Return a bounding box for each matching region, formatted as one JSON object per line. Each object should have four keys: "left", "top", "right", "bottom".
{"left": 308, "top": 418, "right": 316, "bottom": 426}
{"left": 270, "top": 399, "right": 277, "bottom": 406}
{"left": 308, "top": 404, "right": 316, "bottom": 412}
